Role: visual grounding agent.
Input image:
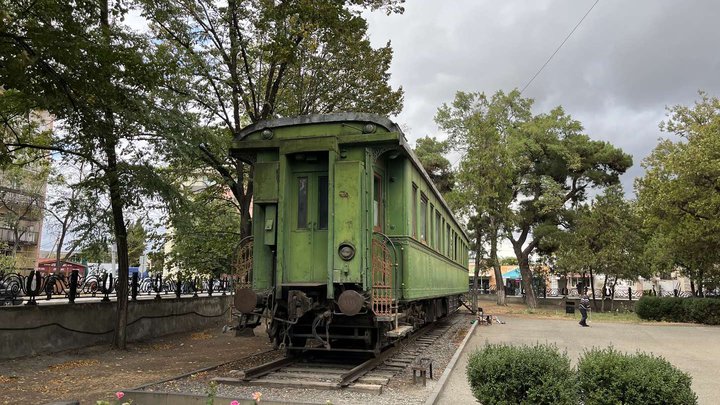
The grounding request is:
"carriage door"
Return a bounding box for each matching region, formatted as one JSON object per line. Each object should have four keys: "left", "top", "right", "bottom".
{"left": 287, "top": 170, "right": 329, "bottom": 283}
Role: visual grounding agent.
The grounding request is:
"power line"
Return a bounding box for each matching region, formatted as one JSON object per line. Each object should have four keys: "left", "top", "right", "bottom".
{"left": 519, "top": 0, "right": 600, "bottom": 94}
{"left": 448, "top": 1, "right": 600, "bottom": 166}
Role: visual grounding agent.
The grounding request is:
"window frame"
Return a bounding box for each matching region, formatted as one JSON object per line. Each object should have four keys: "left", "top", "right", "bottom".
{"left": 412, "top": 183, "right": 418, "bottom": 238}
{"left": 373, "top": 173, "right": 384, "bottom": 232}
{"left": 419, "top": 193, "right": 428, "bottom": 242}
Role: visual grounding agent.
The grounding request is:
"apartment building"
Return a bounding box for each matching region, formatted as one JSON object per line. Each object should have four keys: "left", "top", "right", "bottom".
{"left": 0, "top": 110, "right": 51, "bottom": 275}
{"left": 0, "top": 165, "right": 47, "bottom": 274}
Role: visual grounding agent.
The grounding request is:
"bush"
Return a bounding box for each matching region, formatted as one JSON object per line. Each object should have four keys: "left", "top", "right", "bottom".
{"left": 577, "top": 347, "right": 697, "bottom": 405}
{"left": 685, "top": 298, "right": 720, "bottom": 324}
{"left": 466, "top": 343, "right": 576, "bottom": 405}
{"left": 635, "top": 296, "right": 720, "bottom": 324}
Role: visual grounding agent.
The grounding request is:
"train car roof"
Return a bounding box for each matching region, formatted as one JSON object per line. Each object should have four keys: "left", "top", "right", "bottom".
{"left": 236, "top": 113, "right": 469, "bottom": 241}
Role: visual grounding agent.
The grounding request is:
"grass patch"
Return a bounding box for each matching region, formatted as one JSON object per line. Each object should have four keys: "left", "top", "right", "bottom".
{"left": 484, "top": 302, "right": 644, "bottom": 323}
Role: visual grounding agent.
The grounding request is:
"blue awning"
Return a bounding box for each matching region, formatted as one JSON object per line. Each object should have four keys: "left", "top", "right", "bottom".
{"left": 502, "top": 268, "right": 522, "bottom": 279}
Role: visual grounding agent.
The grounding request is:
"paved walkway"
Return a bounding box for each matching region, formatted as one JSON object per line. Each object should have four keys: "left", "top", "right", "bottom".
{"left": 436, "top": 316, "right": 720, "bottom": 404}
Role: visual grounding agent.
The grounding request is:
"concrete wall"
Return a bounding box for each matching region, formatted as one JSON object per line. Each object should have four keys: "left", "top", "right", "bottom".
{"left": 0, "top": 296, "right": 232, "bottom": 360}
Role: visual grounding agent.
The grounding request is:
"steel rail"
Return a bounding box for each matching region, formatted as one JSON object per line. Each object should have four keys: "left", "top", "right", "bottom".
{"left": 240, "top": 355, "right": 299, "bottom": 380}
{"left": 337, "top": 321, "right": 436, "bottom": 387}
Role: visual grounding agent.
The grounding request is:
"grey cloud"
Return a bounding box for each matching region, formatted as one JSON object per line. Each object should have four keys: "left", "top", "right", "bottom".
{"left": 364, "top": 0, "right": 720, "bottom": 196}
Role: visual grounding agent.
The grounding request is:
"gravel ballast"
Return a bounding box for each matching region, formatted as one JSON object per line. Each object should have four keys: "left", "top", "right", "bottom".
{"left": 141, "top": 312, "right": 475, "bottom": 404}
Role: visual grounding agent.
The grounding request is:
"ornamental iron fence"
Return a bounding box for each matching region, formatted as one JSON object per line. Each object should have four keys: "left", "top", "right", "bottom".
{"left": 0, "top": 270, "right": 235, "bottom": 306}
{"left": 467, "top": 285, "right": 710, "bottom": 300}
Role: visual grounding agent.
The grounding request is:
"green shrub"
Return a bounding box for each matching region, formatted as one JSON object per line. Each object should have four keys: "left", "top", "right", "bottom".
{"left": 577, "top": 347, "right": 697, "bottom": 405}
{"left": 634, "top": 296, "right": 655, "bottom": 320}
{"left": 685, "top": 298, "right": 720, "bottom": 325}
{"left": 636, "top": 296, "right": 720, "bottom": 324}
{"left": 466, "top": 343, "right": 575, "bottom": 405}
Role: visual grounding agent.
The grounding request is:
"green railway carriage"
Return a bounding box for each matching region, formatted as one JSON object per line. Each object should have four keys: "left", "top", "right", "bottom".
{"left": 231, "top": 113, "right": 468, "bottom": 353}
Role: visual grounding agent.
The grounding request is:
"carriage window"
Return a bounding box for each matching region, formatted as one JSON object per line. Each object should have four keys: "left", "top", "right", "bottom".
{"left": 318, "top": 175, "right": 328, "bottom": 230}
{"left": 373, "top": 174, "right": 383, "bottom": 231}
{"left": 446, "top": 224, "right": 451, "bottom": 256}
{"left": 454, "top": 234, "right": 458, "bottom": 262}
{"left": 429, "top": 204, "right": 435, "bottom": 247}
{"left": 435, "top": 211, "right": 441, "bottom": 251}
{"left": 412, "top": 184, "right": 418, "bottom": 238}
{"left": 420, "top": 194, "right": 428, "bottom": 242}
{"left": 297, "top": 177, "right": 308, "bottom": 229}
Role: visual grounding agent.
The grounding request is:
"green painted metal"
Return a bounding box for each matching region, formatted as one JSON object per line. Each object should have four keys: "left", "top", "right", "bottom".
{"left": 253, "top": 161, "right": 279, "bottom": 203}
{"left": 285, "top": 170, "right": 328, "bottom": 283}
{"left": 251, "top": 152, "right": 280, "bottom": 291}
{"left": 332, "top": 160, "right": 364, "bottom": 284}
{"left": 233, "top": 114, "right": 469, "bottom": 304}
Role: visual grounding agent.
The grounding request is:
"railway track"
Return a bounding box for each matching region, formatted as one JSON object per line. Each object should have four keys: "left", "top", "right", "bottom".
{"left": 213, "top": 314, "right": 459, "bottom": 394}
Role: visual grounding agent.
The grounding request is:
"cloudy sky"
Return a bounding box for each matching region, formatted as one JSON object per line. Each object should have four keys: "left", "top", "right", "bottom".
{"left": 363, "top": 0, "right": 720, "bottom": 196}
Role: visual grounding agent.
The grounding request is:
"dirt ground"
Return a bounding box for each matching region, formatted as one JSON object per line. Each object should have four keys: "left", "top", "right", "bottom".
{"left": 1, "top": 326, "right": 273, "bottom": 405}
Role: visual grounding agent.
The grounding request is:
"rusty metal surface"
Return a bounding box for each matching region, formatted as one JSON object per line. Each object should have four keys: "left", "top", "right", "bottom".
{"left": 233, "top": 236, "right": 253, "bottom": 289}
{"left": 371, "top": 238, "right": 393, "bottom": 317}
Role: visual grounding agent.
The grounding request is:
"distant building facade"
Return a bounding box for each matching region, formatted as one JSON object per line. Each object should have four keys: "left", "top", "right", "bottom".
{"left": 0, "top": 111, "right": 52, "bottom": 274}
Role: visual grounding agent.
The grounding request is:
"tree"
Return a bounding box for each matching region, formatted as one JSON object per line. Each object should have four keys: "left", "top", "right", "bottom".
{"left": 1, "top": 0, "right": 181, "bottom": 348}
{"left": 414, "top": 136, "right": 454, "bottom": 195}
{"left": 166, "top": 180, "right": 242, "bottom": 277}
{"left": 437, "top": 90, "right": 632, "bottom": 308}
{"left": 127, "top": 219, "right": 147, "bottom": 267}
{"left": 43, "top": 161, "right": 107, "bottom": 273}
{"left": 436, "top": 91, "right": 529, "bottom": 307}
{"left": 554, "top": 186, "right": 647, "bottom": 310}
{"left": 636, "top": 92, "right": 720, "bottom": 295}
{"left": 500, "top": 257, "right": 518, "bottom": 266}
{"left": 138, "top": 0, "right": 405, "bottom": 238}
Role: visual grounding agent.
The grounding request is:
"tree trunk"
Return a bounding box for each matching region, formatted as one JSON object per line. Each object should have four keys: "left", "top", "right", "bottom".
{"left": 472, "top": 247, "right": 480, "bottom": 314}
{"left": 99, "top": 0, "right": 129, "bottom": 351}
{"left": 55, "top": 216, "right": 71, "bottom": 274}
{"left": 237, "top": 161, "right": 253, "bottom": 238}
{"left": 600, "top": 274, "right": 608, "bottom": 312}
{"left": 697, "top": 269, "right": 704, "bottom": 297}
{"left": 514, "top": 246, "right": 537, "bottom": 309}
{"left": 105, "top": 142, "right": 130, "bottom": 350}
{"left": 489, "top": 223, "right": 505, "bottom": 306}
{"left": 589, "top": 266, "right": 597, "bottom": 311}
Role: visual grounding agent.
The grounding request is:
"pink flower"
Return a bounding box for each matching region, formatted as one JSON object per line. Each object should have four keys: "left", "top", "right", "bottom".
{"left": 115, "top": 392, "right": 124, "bottom": 400}
{"left": 252, "top": 391, "right": 263, "bottom": 402}
{"left": 230, "top": 401, "right": 240, "bottom": 405}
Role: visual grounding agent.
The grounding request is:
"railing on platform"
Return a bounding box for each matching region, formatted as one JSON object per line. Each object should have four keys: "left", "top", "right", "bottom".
{"left": 371, "top": 232, "right": 397, "bottom": 318}
{"left": 233, "top": 236, "right": 253, "bottom": 289}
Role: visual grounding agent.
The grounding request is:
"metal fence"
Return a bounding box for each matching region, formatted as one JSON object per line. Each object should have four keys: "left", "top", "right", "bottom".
{"left": 468, "top": 285, "right": 714, "bottom": 300}
{"left": 0, "top": 270, "right": 235, "bottom": 306}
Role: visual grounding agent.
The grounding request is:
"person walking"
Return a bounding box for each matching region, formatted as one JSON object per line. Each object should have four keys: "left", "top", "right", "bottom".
{"left": 579, "top": 287, "right": 590, "bottom": 327}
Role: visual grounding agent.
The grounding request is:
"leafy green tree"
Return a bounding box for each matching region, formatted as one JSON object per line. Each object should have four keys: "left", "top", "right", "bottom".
{"left": 414, "top": 136, "right": 454, "bottom": 195}
{"left": 138, "top": 0, "right": 405, "bottom": 238}
{"left": 500, "top": 257, "right": 519, "bottom": 266}
{"left": 438, "top": 90, "right": 632, "bottom": 308}
{"left": 554, "top": 186, "right": 647, "bottom": 309}
{"left": 436, "top": 91, "right": 528, "bottom": 307}
{"left": 636, "top": 92, "right": 720, "bottom": 295}
{"left": 126, "top": 219, "right": 147, "bottom": 267}
{"left": 0, "top": 0, "right": 181, "bottom": 348}
{"left": 166, "top": 179, "right": 242, "bottom": 277}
